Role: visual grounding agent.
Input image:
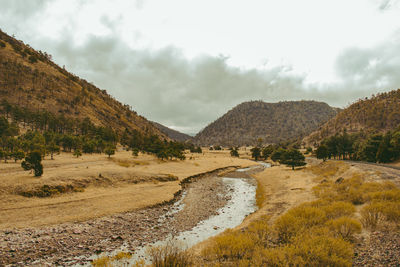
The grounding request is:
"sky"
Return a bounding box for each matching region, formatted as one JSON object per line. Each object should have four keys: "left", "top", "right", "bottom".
{"left": 0, "top": 0, "right": 400, "bottom": 134}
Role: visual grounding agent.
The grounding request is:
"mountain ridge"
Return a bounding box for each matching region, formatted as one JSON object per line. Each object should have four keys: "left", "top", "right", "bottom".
{"left": 0, "top": 29, "right": 166, "bottom": 139}
{"left": 194, "top": 100, "right": 338, "bottom": 146}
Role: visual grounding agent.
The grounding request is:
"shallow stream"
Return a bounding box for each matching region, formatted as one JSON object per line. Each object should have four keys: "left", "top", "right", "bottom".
{"left": 87, "top": 164, "right": 267, "bottom": 265}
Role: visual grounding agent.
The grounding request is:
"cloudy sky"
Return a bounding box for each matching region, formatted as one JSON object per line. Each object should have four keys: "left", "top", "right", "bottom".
{"left": 1, "top": 0, "right": 400, "bottom": 134}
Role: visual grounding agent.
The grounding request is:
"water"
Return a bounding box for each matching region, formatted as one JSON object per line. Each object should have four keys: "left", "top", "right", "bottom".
{"left": 86, "top": 163, "right": 270, "bottom": 265}
{"left": 126, "top": 177, "right": 257, "bottom": 264}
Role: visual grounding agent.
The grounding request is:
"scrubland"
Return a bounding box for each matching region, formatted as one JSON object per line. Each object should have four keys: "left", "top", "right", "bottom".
{"left": 195, "top": 160, "right": 400, "bottom": 266}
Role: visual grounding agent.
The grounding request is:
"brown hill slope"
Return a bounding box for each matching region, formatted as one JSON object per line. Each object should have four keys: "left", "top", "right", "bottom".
{"left": 304, "top": 89, "right": 400, "bottom": 145}
{"left": 194, "top": 100, "right": 338, "bottom": 146}
{"left": 0, "top": 30, "right": 166, "bottom": 138}
{"left": 152, "top": 121, "right": 193, "bottom": 142}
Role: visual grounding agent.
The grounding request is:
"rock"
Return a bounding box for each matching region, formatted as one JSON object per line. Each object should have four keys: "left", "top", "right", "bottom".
{"left": 335, "top": 177, "right": 344, "bottom": 184}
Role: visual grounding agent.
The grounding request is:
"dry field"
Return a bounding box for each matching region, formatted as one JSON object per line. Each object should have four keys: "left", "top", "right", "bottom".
{"left": 0, "top": 149, "right": 256, "bottom": 229}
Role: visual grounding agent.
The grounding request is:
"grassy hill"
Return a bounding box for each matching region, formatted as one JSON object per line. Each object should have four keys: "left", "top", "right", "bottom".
{"left": 194, "top": 100, "right": 338, "bottom": 146}
{"left": 304, "top": 89, "right": 400, "bottom": 145}
{"left": 0, "top": 29, "right": 166, "bottom": 139}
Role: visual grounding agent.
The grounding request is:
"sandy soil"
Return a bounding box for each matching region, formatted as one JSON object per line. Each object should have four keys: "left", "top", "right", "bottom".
{"left": 0, "top": 150, "right": 256, "bottom": 229}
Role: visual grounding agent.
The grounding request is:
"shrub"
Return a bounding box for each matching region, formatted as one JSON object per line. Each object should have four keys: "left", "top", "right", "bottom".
{"left": 321, "top": 202, "right": 356, "bottom": 219}
{"left": 361, "top": 202, "right": 385, "bottom": 229}
{"left": 246, "top": 216, "right": 271, "bottom": 245}
{"left": 290, "top": 233, "right": 353, "bottom": 267}
{"left": 274, "top": 206, "right": 326, "bottom": 243}
{"left": 202, "top": 229, "right": 255, "bottom": 261}
{"left": 149, "top": 241, "right": 193, "bottom": 267}
{"left": 0, "top": 41, "right": 5, "bottom": 48}
{"left": 326, "top": 217, "right": 362, "bottom": 241}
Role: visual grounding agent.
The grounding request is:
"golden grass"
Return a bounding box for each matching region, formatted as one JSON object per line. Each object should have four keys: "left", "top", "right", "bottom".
{"left": 255, "top": 179, "right": 266, "bottom": 208}
{"left": 199, "top": 160, "right": 400, "bottom": 266}
{"left": 92, "top": 251, "right": 132, "bottom": 267}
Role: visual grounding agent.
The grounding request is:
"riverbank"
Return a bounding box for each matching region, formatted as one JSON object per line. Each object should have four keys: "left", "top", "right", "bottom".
{"left": 0, "top": 150, "right": 257, "bottom": 229}
{"left": 193, "top": 159, "right": 400, "bottom": 266}
{"left": 1, "top": 166, "right": 247, "bottom": 266}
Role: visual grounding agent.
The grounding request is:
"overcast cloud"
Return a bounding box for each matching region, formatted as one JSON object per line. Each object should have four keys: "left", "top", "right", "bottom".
{"left": 0, "top": 0, "right": 399, "bottom": 134}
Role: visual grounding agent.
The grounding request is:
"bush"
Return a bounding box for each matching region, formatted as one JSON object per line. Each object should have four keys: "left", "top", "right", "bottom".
{"left": 274, "top": 206, "right": 327, "bottom": 243}
{"left": 0, "top": 40, "right": 5, "bottom": 48}
{"left": 321, "top": 202, "right": 356, "bottom": 219}
{"left": 326, "top": 217, "right": 362, "bottom": 241}
{"left": 290, "top": 233, "right": 353, "bottom": 266}
{"left": 149, "top": 241, "right": 193, "bottom": 267}
{"left": 361, "top": 202, "right": 385, "bottom": 229}
{"left": 202, "top": 229, "right": 255, "bottom": 261}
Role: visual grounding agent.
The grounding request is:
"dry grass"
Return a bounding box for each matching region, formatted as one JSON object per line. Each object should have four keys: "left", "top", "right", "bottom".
{"left": 92, "top": 251, "right": 132, "bottom": 267}
{"left": 149, "top": 241, "right": 193, "bottom": 267}
{"left": 198, "top": 160, "right": 398, "bottom": 266}
{"left": 0, "top": 150, "right": 256, "bottom": 229}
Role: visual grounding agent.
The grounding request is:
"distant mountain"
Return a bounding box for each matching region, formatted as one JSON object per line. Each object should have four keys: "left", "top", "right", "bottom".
{"left": 304, "top": 89, "right": 400, "bottom": 145}
{"left": 0, "top": 29, "right": 166, "bottom": 138}
{"left": 194, "top": 100, "right": 338, "bottom": 146}
{"left": 152, "top": 121, "right": 193, "bottom": 142}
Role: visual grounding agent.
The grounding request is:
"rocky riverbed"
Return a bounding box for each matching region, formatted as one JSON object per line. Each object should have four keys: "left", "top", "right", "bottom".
{"left": 0, "top": 166, "right": 262, "bottom": 266}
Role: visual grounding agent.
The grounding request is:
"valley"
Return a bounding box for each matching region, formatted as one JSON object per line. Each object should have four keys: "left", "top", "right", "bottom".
{"left": 0, "top": 15, "right": 400, "bottom": 266}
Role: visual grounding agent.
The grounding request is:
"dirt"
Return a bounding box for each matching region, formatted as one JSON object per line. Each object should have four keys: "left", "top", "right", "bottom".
{"left": 0, "top": 168, "right": 237, "bottom": 266}
{"left": 0, "top": 150, "right": 256, "bottom": 229}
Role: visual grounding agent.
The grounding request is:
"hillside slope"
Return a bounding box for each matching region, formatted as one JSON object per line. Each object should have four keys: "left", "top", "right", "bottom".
{"left": 152, "top": 121, "right": 192, "bottom": 142}
{"left": 0, "top": 30, "right": 166, "bottom": 138}
{"left": 304, "top": 89, "right": 400, "bottom": 145}
{"left": 194, "top": 100, "right": 338, "bottom": 146}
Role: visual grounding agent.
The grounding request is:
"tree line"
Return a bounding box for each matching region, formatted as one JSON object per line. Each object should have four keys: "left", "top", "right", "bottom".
{"left": 315, "top": 129, "right": 400, "bottom": 163}
{"left": 0, "top": 102, "right": 188, "bottom": 176}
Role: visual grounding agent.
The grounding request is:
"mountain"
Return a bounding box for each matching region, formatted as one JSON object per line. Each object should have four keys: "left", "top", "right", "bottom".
{"left": 152, "top": 121, "right": 193, "bottom": 142}
{"left": 194, "top": 100, "right": 338, "bottom": 146}
{"left": 0, "top": 29, "right": 166, "bottom": 138}
{"left": 304, "top": 89, "right": 400, "bottom": 145}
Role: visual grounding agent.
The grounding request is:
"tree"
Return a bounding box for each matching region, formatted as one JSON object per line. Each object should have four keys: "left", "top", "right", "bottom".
{"left": 47, "top": 142, "right": 60, "bottom": 160}
{"left": 230, "top": 147, "right": 239, "bottom": 157}
{"left": 21, "top": 151, "right": 43, "bottom": 177}
{"left": 132, "top": 148, "right": 139, "bottom": 157}
{"left": 251, "top": 147, "right": 261, "bottom": 161}
{"left": 12, "top": 150, "right": 25, "bottom": 162}
{"left": 262, "top": 145, "right": 274, "bottom": 160}
{"left": 280, "top": 149, "right": 306, "bottom": 170}
{"left": 73, "top": 149, "right": 82, "bottom": 158}
{"left": 376, "top": 133, "right": 394, "bottom": 163}
{"left": 105, "top": 147, "right": 115, "bottom": 158}
{"left": 316, "top": 145, "right": 329, "bottom": 162}
{"left": 271, "top": 148, "right": 286, "bottom": 162}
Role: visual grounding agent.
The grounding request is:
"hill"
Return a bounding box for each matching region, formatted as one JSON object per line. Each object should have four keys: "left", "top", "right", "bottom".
{"left": 152, "top": 121, "right": 193, "bottom": 142}
{"left": 194, "top": 100, "right": 338, "bottom": 146}
{"left": 0, "top": 29, "right": 166, "bottom": 139}
{"left": 304, "top": 89, "right": 400, "bottom": 145}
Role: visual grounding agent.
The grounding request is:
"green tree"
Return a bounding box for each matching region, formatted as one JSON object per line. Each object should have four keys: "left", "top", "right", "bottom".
{"left": 262, "top": 145, "right": 274, "bottom": 160}
{"left": 271, "top": 148, "right": 286, "bottom": 162}
{"left": 21, "top": 151, "right": 43, "bottom": 177}
{"left": 376, "top": 133, "right": 394, "bottom": 163}
{"left": 12, "top": 150, "right": 25, "bottom": 162}
{"left": 132, "top": 148, "right": 139, "bottom": 157}
{"left": 47, "top": 142, "right": 60, "bottom": 160}
{"left": 251, "top": 147, "right": 261, "bottom": 160}
{"left": 73, "top": 149, "right": 82, "bottom": 158}
{"left": 105, "top": 147, "right": 115, "bottom": 158}
{"left": 316, "top": 145, "right": 329, "bottom": 162}
{"left": 230, "top": 148, "right": 239, "bottom": 157}
{"left": 280, "top": 149, "right": 306, "bottom": 170}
